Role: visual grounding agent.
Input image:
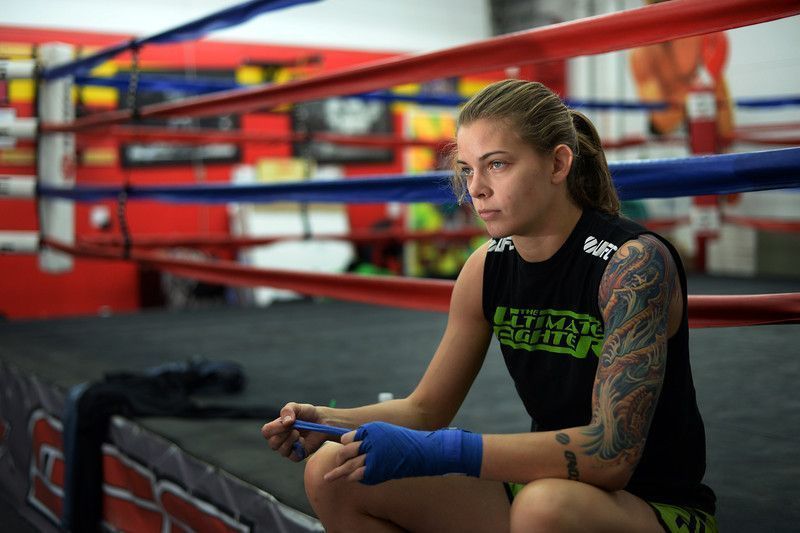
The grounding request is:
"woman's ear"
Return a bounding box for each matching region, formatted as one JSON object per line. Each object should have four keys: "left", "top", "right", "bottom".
{"left": 551, "top": 144, "right": 573, "bottom": 184}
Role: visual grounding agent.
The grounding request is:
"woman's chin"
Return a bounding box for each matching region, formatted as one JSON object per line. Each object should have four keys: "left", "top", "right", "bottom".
{"left": 484, "top": 222, "right": 510, "bottom": 240}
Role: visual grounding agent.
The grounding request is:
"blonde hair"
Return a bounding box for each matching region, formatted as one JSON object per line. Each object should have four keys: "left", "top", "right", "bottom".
{"left": 453, "top": 79, "right": 620, "bottom": 215}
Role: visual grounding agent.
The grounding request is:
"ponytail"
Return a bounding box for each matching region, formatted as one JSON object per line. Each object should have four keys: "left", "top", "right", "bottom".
{"left": 568, "top": 110, "right": 620, "bottom": 216}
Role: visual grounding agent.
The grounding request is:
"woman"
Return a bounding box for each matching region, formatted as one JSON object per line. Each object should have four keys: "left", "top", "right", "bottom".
{"left": 261, "top": 79, "right": 716, "bottom": 533}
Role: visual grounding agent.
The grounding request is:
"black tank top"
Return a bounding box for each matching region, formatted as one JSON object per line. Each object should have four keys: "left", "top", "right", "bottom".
{"left": 482, "top": 208, "right": 715, "bottom": 513}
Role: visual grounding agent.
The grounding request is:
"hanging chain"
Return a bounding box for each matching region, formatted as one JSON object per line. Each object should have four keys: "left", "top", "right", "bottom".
{"left": 126, "top": 43, "right": 141, "bottom": 119}
{"left": 118, "top": 43, "right": 141, "bottom": 259}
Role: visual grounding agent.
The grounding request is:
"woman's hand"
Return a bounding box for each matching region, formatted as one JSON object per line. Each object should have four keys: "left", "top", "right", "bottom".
{"left": 322, "top": 430, "right": 365, "bottom": 482}
{"left": 322, "top": 422, "right": 483, "bottom": 485}
{"left": 261, "top": 402, "right": 330, "bottom": 462}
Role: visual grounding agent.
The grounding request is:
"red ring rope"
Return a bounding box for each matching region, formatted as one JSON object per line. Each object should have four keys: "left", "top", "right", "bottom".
{"left": 76, "top": 227, "right": 486, "bottom": 250}
{"left": 78, "top": 126, "right": 450, "bottom": 150}
{"left": 42, "top": 238, "right": 800, "bottom": 328}
{"left": 41, "top": 0, "right": 800, "bottom": 132}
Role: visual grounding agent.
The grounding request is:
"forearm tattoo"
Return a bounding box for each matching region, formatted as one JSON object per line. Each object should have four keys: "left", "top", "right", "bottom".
{"left": 564, "top": 450, "right": 580, "bottom": 480}
{"left": 582, "top": 235, "right": 674, "bottom": 469}
{"left": 554, "top": 433, "right": 580, "bottom": 480}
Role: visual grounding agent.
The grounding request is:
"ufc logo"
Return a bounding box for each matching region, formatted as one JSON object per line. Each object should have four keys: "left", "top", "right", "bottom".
{"left": 583, "top": 236, "right": 618, "bottom": 260}
{"left": 488, "top": 237, "right": 515, "bottom": 253}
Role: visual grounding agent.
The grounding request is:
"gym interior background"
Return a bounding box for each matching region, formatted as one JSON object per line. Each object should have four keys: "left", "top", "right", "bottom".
{"left": 1, "top": 1, "right": 798, "bottom": 532}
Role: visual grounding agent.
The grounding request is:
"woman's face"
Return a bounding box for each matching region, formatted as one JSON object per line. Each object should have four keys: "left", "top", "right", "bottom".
{"left": 456, "top": 118, "right": 566, "bottom": 239}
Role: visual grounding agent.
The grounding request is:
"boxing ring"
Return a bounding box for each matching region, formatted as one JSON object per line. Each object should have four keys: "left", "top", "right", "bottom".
{"left": 1, "top": 0, "right": 800, "bottom": 531}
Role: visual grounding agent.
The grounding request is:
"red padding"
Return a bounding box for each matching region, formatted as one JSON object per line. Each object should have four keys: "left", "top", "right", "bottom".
{"left": 44, "top": 239, "right": 800, "bottom": 328}
{"left": 42, "top": 0, "right": 800, "bottom": 131}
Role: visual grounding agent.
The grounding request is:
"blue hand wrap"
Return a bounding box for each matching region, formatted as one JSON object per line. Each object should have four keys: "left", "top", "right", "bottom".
{"left": 290, "top": 420, "right": 350, "bottom": 460}
{"left": 354, "top": 421, "right": 483, "bottom": 485}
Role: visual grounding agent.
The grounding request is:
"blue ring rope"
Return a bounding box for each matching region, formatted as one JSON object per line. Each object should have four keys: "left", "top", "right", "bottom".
{"left": 37, "top": 148, "right": 800, "bottom": 204}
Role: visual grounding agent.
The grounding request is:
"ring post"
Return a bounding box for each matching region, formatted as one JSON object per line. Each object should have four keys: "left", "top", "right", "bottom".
{"left": 38, "top": 43, "right": 76, "bottom": 273}
{"left": 686, "top": 68, "right": 721, "bottom": 273}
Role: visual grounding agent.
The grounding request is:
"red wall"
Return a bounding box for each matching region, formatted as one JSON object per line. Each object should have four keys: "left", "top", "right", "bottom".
{"left": 0, "top": 25, "right": 405, "bottom": 319}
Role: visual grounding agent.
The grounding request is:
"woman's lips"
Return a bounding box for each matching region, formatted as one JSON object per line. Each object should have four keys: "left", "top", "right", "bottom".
{"left": 477, "top": 209, "right": 500, "bottom": 221}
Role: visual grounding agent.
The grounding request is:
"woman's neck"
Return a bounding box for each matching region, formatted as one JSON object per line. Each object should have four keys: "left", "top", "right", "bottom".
{"left": 511, "top": 201, "right": 584, "bottom": 263}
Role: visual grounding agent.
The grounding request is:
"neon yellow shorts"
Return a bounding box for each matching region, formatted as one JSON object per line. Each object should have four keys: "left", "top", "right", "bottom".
{"left": 647, "top": 501, "right": 718, "bottom": 533}
{"left": 504, "top": 483, "right": 718, "bottom": 533}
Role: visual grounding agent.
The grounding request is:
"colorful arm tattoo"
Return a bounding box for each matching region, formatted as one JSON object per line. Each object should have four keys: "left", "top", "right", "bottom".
{"left": 581, "top": 234, "right": 676, "bottom": 470}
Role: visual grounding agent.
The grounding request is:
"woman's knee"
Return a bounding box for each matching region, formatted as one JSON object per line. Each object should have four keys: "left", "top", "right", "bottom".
{"left": 304, "top": 443, "right": 398, "bottom": 531}
{"left": 303, "top": 442, "right": 343, "bottom": 508}
{"left": 509, "top": 478, "right": 581, "bottom": 533}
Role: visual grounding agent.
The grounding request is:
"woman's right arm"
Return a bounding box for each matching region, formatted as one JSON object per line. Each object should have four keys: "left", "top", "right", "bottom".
{"left": 262, "top": 241, "right": 493, "bottom": 459}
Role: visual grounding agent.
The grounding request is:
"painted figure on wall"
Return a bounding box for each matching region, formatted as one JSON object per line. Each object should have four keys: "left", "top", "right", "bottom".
{"left": 630, "top": 0, "right": 734, "bottom": 146}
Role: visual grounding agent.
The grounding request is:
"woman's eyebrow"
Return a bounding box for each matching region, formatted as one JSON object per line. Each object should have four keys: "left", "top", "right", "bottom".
{"left": 456, "top": 150, "right": 510, "bottom": 165}
{"left": 479, "top": 150, "right": 511, "bottom": 160}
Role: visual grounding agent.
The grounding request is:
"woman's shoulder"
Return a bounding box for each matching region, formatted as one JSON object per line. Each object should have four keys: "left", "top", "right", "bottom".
{"left": 459, "top": 239, "right": 491, "bottom": 280}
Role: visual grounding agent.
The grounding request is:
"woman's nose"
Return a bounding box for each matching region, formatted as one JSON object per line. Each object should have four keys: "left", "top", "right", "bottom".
{"left": 467, "top": 171, "right": 490, "bottom": 199}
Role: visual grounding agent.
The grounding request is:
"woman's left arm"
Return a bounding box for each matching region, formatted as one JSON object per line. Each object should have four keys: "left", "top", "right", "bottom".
{"left": 578, "top": 234, "right": 679, "bottom": 488}
{"left": 480, "top": 234, "right": 681, "bottom": 490}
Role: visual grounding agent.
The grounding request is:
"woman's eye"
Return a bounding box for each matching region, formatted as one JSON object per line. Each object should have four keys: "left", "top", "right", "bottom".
{"left": 490, "top": 160, "right": 506, "bottom": 170}
{"left": 459, "top": 167, "right": 473, "bottom": 178}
